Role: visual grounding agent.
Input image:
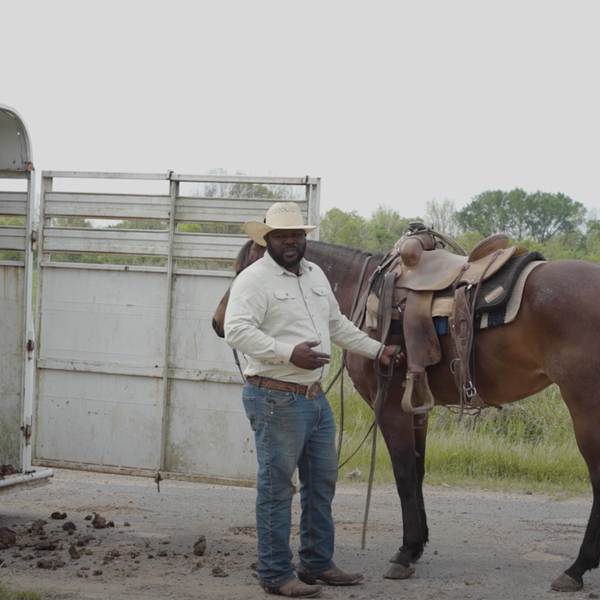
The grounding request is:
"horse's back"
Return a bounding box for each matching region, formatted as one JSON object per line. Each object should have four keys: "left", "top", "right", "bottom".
{"left": 494, "top": 259, "right": 600, "bottom": 396}
{"left": 428, "top": 260, "right": 600, "bottom": 405}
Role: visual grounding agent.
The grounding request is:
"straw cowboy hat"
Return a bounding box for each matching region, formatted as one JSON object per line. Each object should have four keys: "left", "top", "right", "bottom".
{"left": 243, "top": 202, "right": 322, "bottom": 247}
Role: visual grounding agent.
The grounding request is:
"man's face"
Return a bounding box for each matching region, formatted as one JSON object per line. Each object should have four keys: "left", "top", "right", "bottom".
{"left": 265, "top": 229, "right": 307, "bottom": 271}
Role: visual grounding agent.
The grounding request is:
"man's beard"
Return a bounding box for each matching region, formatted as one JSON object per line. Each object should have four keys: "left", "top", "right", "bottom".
{"left": 266, "top": 240, "right": 306, "bottom": 270}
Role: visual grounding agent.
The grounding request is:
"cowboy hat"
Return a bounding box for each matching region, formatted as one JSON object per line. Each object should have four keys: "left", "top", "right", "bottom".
{"left": 243, "top": 202, "right": 322, "bottom": 247}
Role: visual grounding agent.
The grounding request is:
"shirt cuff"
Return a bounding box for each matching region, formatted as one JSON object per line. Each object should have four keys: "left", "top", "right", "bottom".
{"left": 273, "top": 341, "right": 295, "bottom": 365}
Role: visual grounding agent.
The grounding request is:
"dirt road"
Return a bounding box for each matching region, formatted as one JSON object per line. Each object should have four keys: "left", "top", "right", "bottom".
{"left": 0, "top": 469, "right": 596, "bottom": 599}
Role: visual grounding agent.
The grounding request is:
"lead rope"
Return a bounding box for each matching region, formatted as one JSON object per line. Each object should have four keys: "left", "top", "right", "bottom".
{"left": 361, "top": 345, "right": 401, "bottom": 549}
{"left": 361, "top": 270, "right": 400, "bottom": 547}
{"left": 335, "top": 253, "right": 375, "bottom": 461}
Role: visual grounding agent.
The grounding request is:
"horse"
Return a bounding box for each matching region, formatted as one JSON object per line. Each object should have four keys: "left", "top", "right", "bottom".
{"left": 212, "top": 237, "right": 600, "bottom": 593}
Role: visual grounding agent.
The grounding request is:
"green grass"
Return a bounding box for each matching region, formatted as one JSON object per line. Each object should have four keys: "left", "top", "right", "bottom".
{"left": 325, "top": 348, "right": 590, "bottom": 496}
{"left": 0, "top": 577, "right": 50, "bottom": 600}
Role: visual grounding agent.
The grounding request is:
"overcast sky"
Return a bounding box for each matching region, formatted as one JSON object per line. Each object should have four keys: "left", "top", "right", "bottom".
{"left": 3, "top": 0, "right": 599, "bottom": 219}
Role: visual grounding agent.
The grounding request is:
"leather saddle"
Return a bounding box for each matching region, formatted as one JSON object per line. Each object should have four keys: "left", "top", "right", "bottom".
{"left": 366, "top": 222, "right": 532, "bottom": 415}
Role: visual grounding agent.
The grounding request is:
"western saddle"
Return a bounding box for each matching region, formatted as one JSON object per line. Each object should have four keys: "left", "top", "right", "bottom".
{"left": 362, "top": 222, "right": 534, "bottom": 415}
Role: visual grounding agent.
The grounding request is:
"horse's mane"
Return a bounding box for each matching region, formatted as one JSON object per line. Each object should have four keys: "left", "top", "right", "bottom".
{"left": 308, "top": 239, "right": 386, "bottom": 262}
{"left": 233, "top": 239, "right": 258, "bottom": 275}
{"left": 233, "top": 237, "right": 387, "bottom": 275}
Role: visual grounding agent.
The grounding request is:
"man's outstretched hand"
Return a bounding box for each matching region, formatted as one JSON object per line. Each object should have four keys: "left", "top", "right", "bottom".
{"left": 379, "top": 345, "right": 404, "bottom": 368}
{"left": 290, "top": 340, "right": 331, "bottom": 370}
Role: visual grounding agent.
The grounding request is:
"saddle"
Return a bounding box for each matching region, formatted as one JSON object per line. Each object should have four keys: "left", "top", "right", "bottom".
{"left": 365, "top": 222, "right": 540, "bottom": 415}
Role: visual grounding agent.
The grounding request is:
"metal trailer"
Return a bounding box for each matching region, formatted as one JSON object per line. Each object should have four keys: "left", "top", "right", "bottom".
{"left": 32, "top": 171, "right": 321, "bottom": 485}
{"left": 0, "top": 104, "right": 54, "bottom": 492}
{"left": 1, "top": 103, "right": 322, "bottom": 488}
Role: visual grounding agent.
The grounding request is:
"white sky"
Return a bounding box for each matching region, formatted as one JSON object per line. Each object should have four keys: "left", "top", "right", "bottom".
{"left": 2, "top": 0, "right": 599, "bottom": 219}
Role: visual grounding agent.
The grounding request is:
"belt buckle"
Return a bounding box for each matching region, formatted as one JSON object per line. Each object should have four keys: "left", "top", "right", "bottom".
{"left": 305, "top": 382, "right": 321, "bottom": 400}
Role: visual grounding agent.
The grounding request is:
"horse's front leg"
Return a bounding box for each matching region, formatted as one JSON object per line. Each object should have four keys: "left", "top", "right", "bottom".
{"left": 378, "top": 395, "right": 429, "bottom": 580}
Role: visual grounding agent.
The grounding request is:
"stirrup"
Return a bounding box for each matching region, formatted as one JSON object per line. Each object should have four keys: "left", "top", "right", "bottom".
{"left": 401, "top": 371, "right": 435, "bottom": 414}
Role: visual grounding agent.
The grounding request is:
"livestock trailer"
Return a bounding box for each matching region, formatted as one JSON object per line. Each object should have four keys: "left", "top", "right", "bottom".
{"left": 0, "top": 103, "right": 53, "bottom": 492}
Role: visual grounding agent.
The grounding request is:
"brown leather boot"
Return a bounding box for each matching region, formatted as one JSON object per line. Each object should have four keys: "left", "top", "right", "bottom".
{"left": 297, "top": 565, "right": 364, "bottom": 586}
{"left": 262, "top": 577, "right": 323, "bottom": 597}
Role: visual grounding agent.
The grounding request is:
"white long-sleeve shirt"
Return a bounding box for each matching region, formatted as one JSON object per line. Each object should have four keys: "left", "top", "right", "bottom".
{"left": 224, "top": 252, "right": 383, "bottom": 384}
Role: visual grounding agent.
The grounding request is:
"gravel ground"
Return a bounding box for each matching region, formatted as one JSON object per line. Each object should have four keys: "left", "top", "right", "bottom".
{"left": 0, "top": 469, "right": 598, "bottom": 600}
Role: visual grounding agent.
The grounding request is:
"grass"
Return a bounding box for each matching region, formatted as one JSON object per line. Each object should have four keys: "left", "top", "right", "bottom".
{"left": 325, "top": 347, "right": 590, "bottom": 496}
{"left": 0, "top": 575, "right": 49, "bottom": 600}
{"left": 0, "top": 562, "right": 68, "bottom": 600}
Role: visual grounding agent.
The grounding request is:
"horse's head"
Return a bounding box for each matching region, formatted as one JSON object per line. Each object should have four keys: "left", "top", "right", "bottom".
{"left": 212, "top": 240, "right": 266, "bottom": 338}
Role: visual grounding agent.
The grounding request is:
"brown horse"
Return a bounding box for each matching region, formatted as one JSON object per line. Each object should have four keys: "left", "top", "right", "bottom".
{"left": 213, "top": 237, "right": 600, "bottom": 592}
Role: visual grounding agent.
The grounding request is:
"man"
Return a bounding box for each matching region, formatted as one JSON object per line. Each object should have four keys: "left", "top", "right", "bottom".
{"left": 224, "top": 202, "right": 400, "bottom": 598}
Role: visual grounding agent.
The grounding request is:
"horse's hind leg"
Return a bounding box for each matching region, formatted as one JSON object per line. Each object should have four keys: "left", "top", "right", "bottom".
{"left": 552, "top": 393, "right": 600, "bottom": 591}
{"left": 378, "top": 401, "right": 429, "bottom": 580}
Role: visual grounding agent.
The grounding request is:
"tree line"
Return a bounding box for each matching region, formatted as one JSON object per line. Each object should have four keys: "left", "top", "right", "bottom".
{"left": 321, "top": 188, "right": 599, "bottom": 262}
{"left": 3, "top": 185, "right": 597, "bottom": 265}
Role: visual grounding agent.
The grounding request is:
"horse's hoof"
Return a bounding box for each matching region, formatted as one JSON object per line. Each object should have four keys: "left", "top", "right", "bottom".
{"left": 384, "top": 563, "right": 415, "bottom": 579}
{"left": 551, "top": 572, "right": 583, "bottom": 592}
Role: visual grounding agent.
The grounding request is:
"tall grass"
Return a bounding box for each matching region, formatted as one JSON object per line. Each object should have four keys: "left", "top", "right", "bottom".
{"left": 325, "top": 347, "right": 590, "bottom": 495}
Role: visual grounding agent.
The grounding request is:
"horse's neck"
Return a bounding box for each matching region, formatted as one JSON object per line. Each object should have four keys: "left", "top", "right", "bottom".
{"left": 305, "top": 242, "right": 376, "bottom": 318}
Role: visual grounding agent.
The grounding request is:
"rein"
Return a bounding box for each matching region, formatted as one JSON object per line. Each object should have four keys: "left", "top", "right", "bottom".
{"left": 336, "top": 252, "right": 375, "bottom": 461}
{"left": 360, "top": 267, "right": 401, "bottom": 549}
{"left": 324, "top": 249, "right": 401, "bottom": 550}
{"left": 362, "top": 345, "right": 401, "bottom": 549}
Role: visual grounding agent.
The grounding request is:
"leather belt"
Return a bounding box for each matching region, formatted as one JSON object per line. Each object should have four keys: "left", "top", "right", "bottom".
{"left": 246, "top": 376, "right": 322, "bottom": 400}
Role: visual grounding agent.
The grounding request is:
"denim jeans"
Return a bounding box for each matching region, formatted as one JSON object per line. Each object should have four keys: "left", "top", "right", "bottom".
{"left": 242, "top": 380, "right": 338, "bottom": 588}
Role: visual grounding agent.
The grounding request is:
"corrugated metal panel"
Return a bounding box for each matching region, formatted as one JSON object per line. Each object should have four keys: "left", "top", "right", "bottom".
{"left": 34, "top": 171, "right": 321, "bottom": 485}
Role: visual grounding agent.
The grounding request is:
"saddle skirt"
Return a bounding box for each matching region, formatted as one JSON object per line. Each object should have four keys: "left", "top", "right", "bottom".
{"left": 365, "top": 225, "right": 546, "bottom": 415}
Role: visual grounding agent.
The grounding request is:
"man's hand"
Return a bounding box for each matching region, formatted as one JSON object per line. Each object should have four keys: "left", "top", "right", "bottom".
{"left": 290, "top": 340, "right": 331, "bottom": 370}
{"left": 378, "top": 345, "right": 404, "bottom": 368}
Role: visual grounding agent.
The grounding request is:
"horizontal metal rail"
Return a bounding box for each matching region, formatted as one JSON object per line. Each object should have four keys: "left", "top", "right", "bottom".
{"left": 0, "top": 191, "right": 28, "bottom": 216}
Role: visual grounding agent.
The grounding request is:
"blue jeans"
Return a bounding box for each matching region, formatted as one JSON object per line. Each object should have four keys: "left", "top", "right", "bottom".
{"left": 243, "top": 381, "right": 338, "bottom": 588}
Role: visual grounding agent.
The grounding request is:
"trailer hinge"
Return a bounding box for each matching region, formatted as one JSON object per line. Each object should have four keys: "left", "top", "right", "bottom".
{"left": 21, "top": 422, "right": 32, "bottom": 446}
{"left": 27, "top": 331, "right": 35, "bottom": 359}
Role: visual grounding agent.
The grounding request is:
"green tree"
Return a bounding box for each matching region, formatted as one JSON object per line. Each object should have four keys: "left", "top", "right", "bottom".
{"left": 0, "top": 216, "right": 26, "bottom": 226}
{"left": 584, "top": 219, "right": 600, "bottom": 262}
{"left": 423, "top": 198, "right": 461, "bottom": 239}
{"left": 458, "top": 188, "right": 586, "bottom": 243}
{"left": 51, "top": 217, "right": 91, "bottom": 228}
{"left": 364, "top": 205, "right": 410, "bottom": 253}
{"left": 456, "top": 190, "right": 512, "bottom": 237}
{"left": 456, "top": 230, "right": 485, "bottom": 254}
{"left": 521, "top": 191, "right": 585, "bottom": 243}
{"left": 110, "top": 220, "right": 167, "bottom": 230}
{"left": 186, "top": 168, "right": 303, "bottom": 235}
{"left": 319, "top": 208, "right": 368, "bottom": 247}
{"left": 196, "top": 168, "right": 302, "bottom": 202}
